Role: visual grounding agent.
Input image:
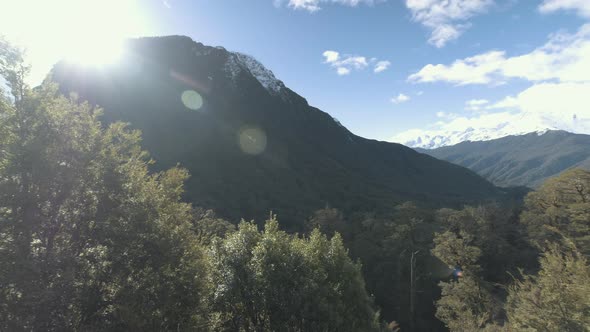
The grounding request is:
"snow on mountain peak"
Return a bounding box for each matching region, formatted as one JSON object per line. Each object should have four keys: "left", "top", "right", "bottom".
{"left": 224, "top": 52, "right": 286, "bottom": 96}
{"left": 392, "top": 81, "right": 590, "bottom": 149}
{"left": 392, "top": 111, "right": 590, "bottom": 149}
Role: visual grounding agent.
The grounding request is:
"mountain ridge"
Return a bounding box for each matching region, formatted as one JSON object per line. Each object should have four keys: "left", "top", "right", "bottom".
{"left": 418, "top": 130, "right": 590, "bottom": 187}
{"left": 394, "top": 112, "right": 589, "bottom": 149}
{"left": 51, "top": 35, "right": 508, "bottom": 226}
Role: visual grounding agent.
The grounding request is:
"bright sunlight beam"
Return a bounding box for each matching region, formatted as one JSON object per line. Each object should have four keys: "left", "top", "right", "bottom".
{"left": 65, "top": 37, "right": 125, "bottom": 67}
{"left": 0, "top": 0, "right": 152, "bottom": 83}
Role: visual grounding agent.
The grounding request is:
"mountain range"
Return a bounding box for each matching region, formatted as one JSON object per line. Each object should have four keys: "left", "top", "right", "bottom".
{"left": 418, "top": 130, "right": 590, "bottom": 188}
{"left": 394, "top": 112, "right": 590, "bottom": 150}
{"left": 50, "top": 36, "right": 509, "bottom": 227}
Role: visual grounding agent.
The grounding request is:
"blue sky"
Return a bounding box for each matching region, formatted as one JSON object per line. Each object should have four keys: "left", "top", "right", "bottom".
{"left": 3, "top": 0, "right": 590, "bottom": 144}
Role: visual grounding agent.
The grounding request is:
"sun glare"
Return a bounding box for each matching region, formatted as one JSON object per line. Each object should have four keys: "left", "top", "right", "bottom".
{"left": 0, "top": 0, "right": 150, "bottom": 81}
{"left": 65, "top": 37, "right": 125, "bottom": 67}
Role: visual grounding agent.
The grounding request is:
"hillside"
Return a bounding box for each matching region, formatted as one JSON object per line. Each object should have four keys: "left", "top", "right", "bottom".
{"left": 419, "top": 130, "right": 590, "bottom": 188}
{"left": 51, "top": 36, "right": 504, "bottom": 226}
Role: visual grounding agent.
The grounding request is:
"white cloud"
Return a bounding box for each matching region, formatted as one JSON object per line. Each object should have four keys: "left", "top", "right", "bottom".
{"left": 337, "top": 67, "right": 351, "bottom": 75}
{"left": 436, "top": 111, "right": 459, "bottom": 119}
{"left": 323, "top": 50, "right": 388, "bottom": 75}
{"left": 465, "top": 99, "right": 489, "bottom": 111}
{"left": 374, "top": 60, "right": 391, "bottom": 73}
{"left": 489, "top": 82, "right": 590, "bottom": 119}
{"left": 409, "top": 51, "right": 506, "bottom": 84}
{"left": 391, "top": 93, "right": 410, "bottom": 104}
{"left": 409, "top": 24, "right": 590, "bottom": 85}
{"left": 339, "top": 56, "right": 369, "bottom": 69}
{"left": 391, "top": 82, "right": 590, "bottom": 148}
{"left": 405, "top": 0, "right": 494, "bottom": 47}
{"left": 539, "top": 0, "right": 590, "bottom": 18}
{"left": 488, "top": 96, "right": 518, "bottom": 109}
{"left": 428, "top": 24, "right": 465, "bottom": 48}
{"left": 323, "top": 50, "right": 340, "bottom": 63}
{"left": 277, "top": 0, "right": 381, "bottom": 12}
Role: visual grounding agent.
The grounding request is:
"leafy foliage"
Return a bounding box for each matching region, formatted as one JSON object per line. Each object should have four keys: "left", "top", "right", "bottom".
{"left": 431, "top": 228, "right": 495, "bottom": 331}
{"left": 0, "top": 40, "right": 209, "bottom": 330}
{"left": 430, "top": 204, "right": 538, "bottom": 331}
{"left": 0, "top": 40, "right": 384, "bottom": 331}
{"left": 208, "top": 215, "right": 380, "bottom": 331}
{"left": 435, "top": 205, "right": 537, "bottom": 282}
{"left": 338, "top": 203, "right": 447, "bottom": 331}
{"left": 521, "top": 168, "right": 590, "bottom": 254}
{"left": 506, "top": 245, "right": 590, "bottom": 331}
{"left": 435, "top": 277, "right": 495, "bottom": 332}
{"left": 432, "top": 230, "right": 482, "bottom": 272}
{"left": 192, "top": 207, "right": 236, "bottom": 245}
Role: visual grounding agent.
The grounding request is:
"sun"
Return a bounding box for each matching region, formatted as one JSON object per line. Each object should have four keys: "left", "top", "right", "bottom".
{"left": 55, "top": 0, "right": 146, "bottom": 67}
{"left": 57, "top": 0, "right": 141, "bottom": 67}
{"left": 64, "top": 37, "right": 125, "bottom": 67}
{"left": 0, "top": 0, "right": 150, "bottom": 81}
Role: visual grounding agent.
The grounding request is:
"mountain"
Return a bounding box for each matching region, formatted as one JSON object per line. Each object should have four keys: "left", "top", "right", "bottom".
{"left": 393, "top": 112, "right": 590, "bottom": 149}
{"left": 51, "top": 36, "right": 506, "bottom": 227}
{"left": 418, "top": 130, "right": 590, "bottom": 188}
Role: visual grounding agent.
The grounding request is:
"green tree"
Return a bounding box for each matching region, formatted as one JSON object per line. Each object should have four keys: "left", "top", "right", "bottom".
{"left": 306, "top": 206, "right": 349, "bottom": 240}
{"left": 346, "top": 203, "right": 442, "bottom": 331}
{"left": 431, "top": 224, "right": 498, "bottom": 331}
{"left": 435, "top": 276, "right": 495, "bottom": 332}
{"left": 0, "top": 40, "right": 209, "bottom": 331}
{"left": 192, "top": 207, "right": 235, "bottom": 245}
{"left": 506, "top": 245, "right": 590, "bottom": 331}
{"left": 521, "top": 168, "right": 590, "bottom": 254}
{"left": 431, "top": 230, "right": 482, "bottom": 273}
{"left": 435, "top": 204, "right": 536, "bottom": 282}
{"left": 208, "top": 215, "right": 380, "bottom": 331}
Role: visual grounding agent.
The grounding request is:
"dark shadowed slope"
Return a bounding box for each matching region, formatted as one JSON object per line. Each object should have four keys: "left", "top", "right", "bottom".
{"left": 419, "top": 130, "right": 590, "bottom": 188}
{"left": 51, "top": 36, "right": 503, "bottom": 226}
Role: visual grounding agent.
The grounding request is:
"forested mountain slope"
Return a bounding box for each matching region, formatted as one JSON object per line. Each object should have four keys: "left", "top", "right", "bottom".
{"left": 419, "top": 130, "right": 590, "bottom": 188}
{"left": 52, "top": 36, "right": 504, "bottom": 226}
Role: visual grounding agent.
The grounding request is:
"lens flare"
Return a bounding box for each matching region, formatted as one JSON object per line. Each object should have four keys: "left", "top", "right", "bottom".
{"left": 238, "top": 126, "right": 267, "bottom": 155}
{"left": 181, "top": 90, "right": 203, "bottom": 111}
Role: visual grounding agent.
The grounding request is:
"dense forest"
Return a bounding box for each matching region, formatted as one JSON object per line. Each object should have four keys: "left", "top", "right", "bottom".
{"left": 1, "top": 39, "right": 589, "bottom": 331}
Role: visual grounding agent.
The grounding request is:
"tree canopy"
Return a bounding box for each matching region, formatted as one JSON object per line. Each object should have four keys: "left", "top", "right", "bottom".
{"left": 208, "top": 216, "right": 380, "bottom": 331}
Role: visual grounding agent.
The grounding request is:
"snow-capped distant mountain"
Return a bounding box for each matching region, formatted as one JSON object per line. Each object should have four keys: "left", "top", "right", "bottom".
{"left": 421, "top": 130, "right": 590, "bottom": 188}
{"left": 392, "top": 111, "right": 590, "bottom": 149}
